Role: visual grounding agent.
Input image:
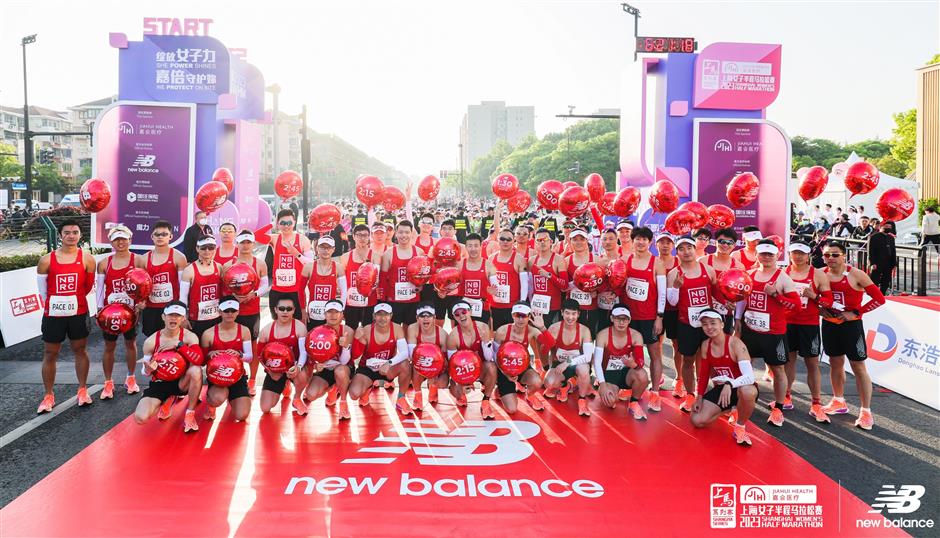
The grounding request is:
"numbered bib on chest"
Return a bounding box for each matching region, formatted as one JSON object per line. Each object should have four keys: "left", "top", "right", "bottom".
{"left": 198, "top": 299, "right": 219, "bottom": 320}
{"left": 606, "top": 357, "right": 626, "bottom": 371}
{"left": 465, "top": 298, "right": 484, "bottom": 318}
{"left": 626, "top": 277, "right": 649, "bottom": 301}
{"left": 492, "top": 284, "right": 510, "bottom": 304}
{"left": 570, "top": 288, "right": 593, "bottom": 306}
{"left": 793, "top": 282, "right": 810, "bottom": 308}
{"left": 48, "top": 295, "right": 78, "bottom": 317}
{"left": 395, "top": 281, "right": 417, "bottom": 301}
{"left": 347, "top": 288, "right": 368, "bottom": 307}
{"left": 275, "top": 268, "right": 297, "bottom": 288}
{"left": 150, "top": 282, "right": 173, "bottom": 303}
{"left": 531, "top": 294, "right": 551, "bottom": 315}
{"left": 556, "top": 348, "right": 580, "bottom": 362}
{"left": 107, "top": 292, "right": 134, "bottom": 307}
{"left": 744, "top": 310, "right": 771, "bottom": 332}
{"left": 598, "top": 291, "right": 617, "bottom": 310}
{"left": 308, "top": 300, "right": 326, "bottom": 321}
{"left": 711, "top": 301, "right": 729, "bottom": 316}
{"left": 688, "top": 305, "right": 708, "bottom": 328}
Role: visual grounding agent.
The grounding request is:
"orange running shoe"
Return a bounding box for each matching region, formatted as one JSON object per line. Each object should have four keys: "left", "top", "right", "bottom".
{"left": 325, "top": 385, "right": 339, "bottom": 406}
{"left": 672, "top": 379, "right": 686, "bottom": 399}
{"left": 204, "top": 406, "right": 216, "bottom": 421}
{"left": 359, "top": 386, "right": 373, "bottom": 407}
{"left": 768, "top": 407, "right": 785, "bottom": 427}
{"left": 100, "top": 380, "right": 115, "bottom": 400}
{"left": 821, "top": 398, "right": 849, "bottom": 415}
{"left": 618, "top": 389, "right": 632, "bottom": 401}
{"left": 183, "top": 410, "right": 199, "bottom": 433}
{"left": 855, "top": 409, "right": 874, "bottom": 430}
{"left": 515, "top": 381, "right": 525, "bottom": 393}
{"left": 293, "top": 397, "right": 308, "bottom": 416}
{"left": 809, "top": 403, "right": 831, "bottom": 423}
{"left": 577, "top": 398, "right": 591, "bottom": 417}
{"left": 157, "top": 396, "right": 175, "bottom": 420}
{"left": 678, "top": 394, "right": 696, "bottom": 413}
{"left": 37, "top": 394, "right": 55, "bottom": 414}
{"left": 338, "top": 401, "right": 351, "bottom": 420}
{"left": 558, "top": 383, "right": 570, "bottom": 403}
{"left": 428, "top": 384, "right": 439, "bottom": 404}
{"left": 282, "top": 382, "right": 293, "bottom": 400}
{"left": 125, "top": 375, "right": 140, "bottom": 395}
{"left": 481, "top": 399, "right": 495, "bottom": 419}
{"left": 727, "top": 409, "right": 739, "bottom": 425}
{"left": 247, "top": 378, "right": 257, "bottom": 397}
{"left": 77, "top": 386, "right": 93, "bottom": 407}
{"left": 783, "top": 394, "right": 794, "bottom": 410}
{"left": 528, "top": 392, "right": 546, "bottom": 411}
{"left": 647, "top": 392, "right": 661, "bottom": 412}
{"left": 396, "top": 396, "right": 413, "bottom": 416}
{"left": 543, "top": 386, "right": 558, "bottom": 399}
{"left": 732, "top": 424, "right": 752, "bottom": 446}
{"left": 413, "top": 390, "right": 424, "bottom": 411}
{"left": 628, "top": 401, "right": 647, "bottom": 420}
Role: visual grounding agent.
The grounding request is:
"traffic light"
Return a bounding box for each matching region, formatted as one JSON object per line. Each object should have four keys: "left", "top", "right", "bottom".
{"left": 37, "top": 147, "right": 54, "bottom": 165}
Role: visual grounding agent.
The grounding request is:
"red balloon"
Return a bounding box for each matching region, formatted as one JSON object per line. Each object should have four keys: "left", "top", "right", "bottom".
{"left": 876, "top": 188, "right": 915, "bottom": 222}
{"left": 492, "top": 173, "right": 520, "bottom": 200}
{"left": 206, "top": 351, "right": 245, "bottom": 387}
{"left": 223, "top": 262, "right": 259, "bottom": 295}
{"left": 432, "top": 266, "right": 461, "bottom": 295}
{"left": 306, "top": 325, "right": 341, "bottom": 363}
{"left": 406, "top": 255, "right": 433, "bottom": 286}
{"left": 260, "top": 342, "right": 295, "bottom": 373}
{"left": 664, "top": 209, "right": 699, "bottom": 236}
{"left": 356, "top": 175, "right": 385, "bottom": 207}
{"left": 79, "top": 178, "right": 111, "bottom": 213}
{"left": 725, "top": 172, "right": 760, "bottom": 209}
{"left": 412, "top": 343, "right": 445, "bottom": 378}
{"left": 706, "top": 204, "right": 736, "bottom": 229}
{"left": 798, "top": 166, "right": 829, "bottom": 202}
{"left": 417, "top": 175, "right": 441, "bottom": 202}
{"left": 507, "top": 190, "right": 532, "bottom": 213}
{"left": 211, "top": 167, "right": 234, "bottom": 194}
{"left": 355, "top": 262, "right": 380, "bottom": 295}
{"left": 613, "top": 187, "right": 641, "bottom": 217}
{"left": 589, "top": 205, "right": 604, "bottom": 231}
{"left": 275, "top": 170, "right": 303, "bottom": 200}
{"left": 597, "top": 192, "right": 617, "bottom": 216}
{"left": 179, "top": 343, "right": 206, "bottom": 367}
{"left": 563, "top": 181, "right": 579, "bottom": 190}
{"left": 123, "top": 268, "right": 153, "bottom": 303}
{"left": 96, "top": 303, "right": 136, "bottom": 336}
{"left": 718, "top": 269, "right": 754, "bottom": 302}
{"left": 430, "top": 237, "right": 460, "bottom": 265}
{"left": 537, "top": 180, "right": 565, "bottom": 211}
{"left": 195, "top": 181, "right": 229, "bottom": 214}
{"left": 649, "top": 180, "right": 680, "bottom": 213}
{"left": 766, "top": 234, "right": 784, "bottom": 259}
{"left": 844, "top": 161, "right": 880, "bottom": 196}
{"left": 583, "top": 173, "right": 606, "bottom": 203}
{"left": 573, "top": 262, "right": 605, "bottom": 292}
{"left": 496, "top": 341, "right": 530, "bottom": 377}
{"left": 309, "top": 203, "right": 342, "bottom": 234}
{"left": 448, "top": 350, "right": 482, "bottom": 385}
{"left": 558, "top": 186, "right": 591, "bottom": 218}
{"left": 678, "top": 201, "right": 708, "bottom": 229}
{"left": 152, "top": 350, "right": 187, "bottom": 382}
{"left": 606, "top": 258, "right": 629, "bottom": 289}
{"left": 382, "top": 186, "right": 406, "bottom": 212}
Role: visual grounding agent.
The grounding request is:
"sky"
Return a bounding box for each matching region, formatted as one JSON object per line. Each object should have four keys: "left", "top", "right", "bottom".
{"left": 0, "top": 0, "right": 937, "bottom": 177}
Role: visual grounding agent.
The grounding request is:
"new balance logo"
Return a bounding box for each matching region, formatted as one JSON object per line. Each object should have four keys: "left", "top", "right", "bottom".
{"left": 133, "top": 154, "right": 156, "bottom": 167}
{"left": 342, "top": 419, "right": 540, "bottom": 466}
{"left": 869, "top": 485, "right": 925, "bottom": 514}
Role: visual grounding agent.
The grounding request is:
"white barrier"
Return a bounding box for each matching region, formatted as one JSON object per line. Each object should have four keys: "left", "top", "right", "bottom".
{"left": 822, "top": 299, "right": 940, "bottom": 410}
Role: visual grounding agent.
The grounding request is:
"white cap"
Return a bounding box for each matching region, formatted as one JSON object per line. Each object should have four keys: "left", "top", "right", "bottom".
{"left": 324, "top": 300, "right": 344, "bottom": 312}
{"left": 615, "top": 221, "right": 633, "bottom": 231}
{"left": 675, "top": 236, "right": 696, "bottom": 248}
{"left": 452, "top": 301, "right": 472, "bottom": 314}
{"left": 163, "top": 304, "right": 186, "bottom": 316}
{"left": 743, "top": 230, "right": 763, "bottom": 241}
{"left": 236, "top": 232, "right": 254, "bottom": 243}
{"left": 317, "top": 236, "right": 335, "bottom": 247}
{"left": 196, "top": 236, "right": 217, "bottom": 247}
{"left": 219, "top": 299, "right": 240, "bottom": 311}
{"left": 108, "top": 226, "right": 132, "bottom": 241}
{"left": 756, "top": 243, "right": 779, "bottom": 255}
{"left": 610, "top": 305, "right": 631, "bottom": 318}
{"left": 699, "top": 309, "right": 723, "bottom": 320}
{"left": 511, "top": 303, "right": 532, "bottom": 315}
{"left": 373, "top": 303, "right": 393, "bottom": 314}
{"left": 569, "top": 229, "right": 589, "bottom": 239}
{"left": 416, "top": 304, "right": 436, "bottom": 317}
{"left": 655, "top": 232, "right": 675, "bottom": 243}
{"left": 788, "top": 242, "right": 811, "bottom": 253}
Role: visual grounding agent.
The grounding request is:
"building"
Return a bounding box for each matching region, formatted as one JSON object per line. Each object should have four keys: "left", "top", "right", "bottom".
{"left": 1, "top": 105, "right": 76, "bottom": 206}
{"left": 260, "top": 111, "right": 303, "bottom": 183}
{"left": 68, "top": 96, "right": 117, "bottom": 180}
{"left": 459, "top": 101, "right": 535, "bottom": 170}
{"left": 916, "top": 63, "right": 939, "bottom": 200}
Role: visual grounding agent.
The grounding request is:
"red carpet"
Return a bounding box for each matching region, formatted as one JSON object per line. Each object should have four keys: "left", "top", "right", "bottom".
{"left": 1, "top": 388, "right": 901, "bottom": 537}
{"left": 887, "top": 295, "right": 940, "bottom": 312}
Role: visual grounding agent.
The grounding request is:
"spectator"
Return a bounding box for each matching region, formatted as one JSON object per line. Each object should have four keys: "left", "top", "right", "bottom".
{"left": 847, "top": 206, "right": 859, "bottom": 226}
{"left": 831, "top": 214, "right": 855, "bottom": 238}
{"left": 794, "top": 215, "right": 815, "bottom": 239}
{"left": 867, "top": 220, "right": 897, "bottom": 294}
{"left": 852, "top": 216, "right": 874, "bottom": 240}
{"left": 921, "top": 206, "right": 940, "bottom": 251}
{"left": 182, "top": 210, "right": 213, "bottom": 262}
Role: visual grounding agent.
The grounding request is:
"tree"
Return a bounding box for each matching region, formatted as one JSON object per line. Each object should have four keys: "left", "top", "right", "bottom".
{"left": 870, "top": 154, "right": 908, "bottom": 178}
{"left": 466, "top": 139, "right": 513, "bottom": 196}
{"left": 889, "top": 109, "right": 916, "bottom": 175}
{"left": 928, "top": 53, "right": 940, "bottom": 65}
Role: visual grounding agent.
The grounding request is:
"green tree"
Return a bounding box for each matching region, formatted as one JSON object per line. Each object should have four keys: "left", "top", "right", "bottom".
{"left": 889, "top": 108, "right": 916, "bottom": 175}
{"left": 870, "top": 154, "right": 908, "bottom": 178}
{"left": 928, "top": 53, "right": 940, "bottom": 65}
{"left": 466, "top": 139, "right": 513, "bottom": 196}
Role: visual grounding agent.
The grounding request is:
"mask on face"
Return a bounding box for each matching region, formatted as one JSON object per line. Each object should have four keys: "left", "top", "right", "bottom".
{"left": 198, "top": 218, "right": 208, "bottom": 226}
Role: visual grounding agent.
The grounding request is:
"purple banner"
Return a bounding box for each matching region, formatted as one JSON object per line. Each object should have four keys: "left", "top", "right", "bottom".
{"left": 92, "top": 102, "right": 196, "bottom": 249}
{"left": 119, "top": 35, "right": 230, "bottom": 104}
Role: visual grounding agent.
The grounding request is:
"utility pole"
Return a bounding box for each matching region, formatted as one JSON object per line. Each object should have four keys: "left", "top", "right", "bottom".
{"left": 622, "top": 3, "right": 641, "bottom": 61}
{"left": 22, "top": 34, "right": 36, "bottom": 210}
{"left": 266, "top": 84, "right": 281, "bottom": 178}
{"left": 458, "top": 143, "right": 464, "bottom": 197}
{"left": 300, "top": 105, "right": 310, "bottom": 221}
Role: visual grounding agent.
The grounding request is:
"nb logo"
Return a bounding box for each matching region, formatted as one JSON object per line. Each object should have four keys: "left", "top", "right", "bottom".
{"left": 342, "top": 419, "right": 539, "bottom": 466}
{"left": 133, "top": 154, "right": 156, "bottom": 167}
{"left": 868, "top": 485, "right": 925, "bottom": 514}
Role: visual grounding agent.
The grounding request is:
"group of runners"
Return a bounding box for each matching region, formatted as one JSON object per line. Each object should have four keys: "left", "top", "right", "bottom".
{"left": 34, "top": 196, "right": 886, "bottom": 445}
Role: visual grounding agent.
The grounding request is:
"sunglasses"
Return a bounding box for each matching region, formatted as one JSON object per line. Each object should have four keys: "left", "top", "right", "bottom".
{"left": 278, "top": 220, "right": 294, "bottom": 226}
{"left": 823, "top": 253, "right": 843, "bottom": 258}
{"left": 717, "top": 239, "right": 735, "bottom": 246}
{"left": 417, "top": 312, "right": 434, "bottom": 318}
{"left": 512, "top": 312, "right": 529, "bottom": 318}
{"left": 221, "top": 309, "right": 239, "bottom": 314}
{"left": 453, "top": 308, "right": 469, "bottom": 316}
{"left": 499, "top": 237, "right": 513, "bottom": 242}
{"left": 277, "top": 306, "right": 295, "bottom": 312}
{"left": 696, "top": 237, "right": 710, "bottom": 241}
{"left": 152, "top": 232, "right": 170, "bottom": 237}
{"left": 198, "top": 245, "right": 217, "bottom": 250}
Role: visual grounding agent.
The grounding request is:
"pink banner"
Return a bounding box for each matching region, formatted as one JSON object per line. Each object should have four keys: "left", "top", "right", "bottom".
{"left": 693, "top": 43, "right": 782, "bottom": 110}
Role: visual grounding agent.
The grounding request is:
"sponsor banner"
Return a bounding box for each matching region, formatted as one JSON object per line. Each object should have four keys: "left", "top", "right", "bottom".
{"left": 823, "top": 298, "right": 940, "bottom": 410}
{"left": 693, "top": 42, "right": 782, "bottom": 110}
{"left": 119, "top": 35, "right": 230, "bottom": 104}
{"left": 92, "top": 101, "right": 196, "bottom": 249}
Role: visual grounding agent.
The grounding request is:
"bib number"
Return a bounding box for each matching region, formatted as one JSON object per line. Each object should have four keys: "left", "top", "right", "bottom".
{"left": 793, "top": 282, "right": 810, "bottom": 308}
{"left": 197, "top": 299, "right": 219, "bottom": 321}
{"left": 347, "top": 288, "right": 368, "bottom": 307}
{"left": 570, "top": 288, "right": 593, "bottom": 306}
{"left": 395, "top": 281, "right": 417, "bottom": 301}
{"left": 492, "top": 284, "right": 510, "bottom": 304}
{"left": 465, "top": 298, "right": 484, "bottom": 318}
{"left": 275, "top": 268, "right": 297, "bottom": 288}
{"left": 712, "top": 301, "right": 729, "bottom": 315}
{"left": 149, "top": 282, "right": 173, "bottom": 303}
{"left": 598, "top": 291, "right": 617, "bottom": 310}
{"left": 626, "top": 277, "right": 649, "bottom": 302}
{"left": 606, "top": 358, "right": 626, "bottom": 371}
{"left": 688, "top": 306, "right": 707, "bottom": 328}
{"left": 531, "top": 294, "right": 551, "bottom": 315}
{"left": 48, "top": 295, "right": 78, "bottom": 317}
{"left": 556, "top": 349, "right": 579, "bottom": 363}
{"left": 107, "top": 292, "right": 134, "bottom": 307}
{"left": 308, "top": 300, "right": 326, "bottom": 321}
{"left": 744, "top": 310, "right": 771, "bottom": 332}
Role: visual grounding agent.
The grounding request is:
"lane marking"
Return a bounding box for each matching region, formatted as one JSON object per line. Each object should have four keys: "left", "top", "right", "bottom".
{"left": 0, "top": 384, "right": 104, "bottom": 449}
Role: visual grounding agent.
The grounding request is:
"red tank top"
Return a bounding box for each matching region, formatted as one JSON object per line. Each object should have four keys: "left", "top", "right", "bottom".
{"left": 417, "top": 325, "right": 443, "bottom": 347}
{"left": 367, "top": 324, "right": 398, "bottom": 360}
{"left": 744, "top": 269, "right": 787, "bottom": 334}
{"left": 624, "top": 254, "right": 657, "bottom": 320}
{"left": 271, "top": 234, "right": 303, "bottom": 292}
{"left": 699, "top": 336, "right": 743, "bottom": 396}
{"left": 553, "top": 322, "right": 582, "bottom": 363}
{"left": 456, "top": 321, "right": 485, "bottom": 356}
{"left": 187, "top": 262, "right": 221, "bottom": 321}
{"left": 209, "top": 324, "right": 243, "bottom": 354}
{"left": 267, "top": 321, "right": 299, "bottom": 359}
{"left": 153, "top": 329, "right": 185, "bottom": 381}
{"left": 460, "top": 258, "right": 490, "bottom": 312}
{"left": 677, "top": 262, "right": 712, "bottom": 325}
{"left": 238, "top": 258, "right": 262, "bottom": 316}
{"left": 346, "top": 249, "right": 378, "bottom": 308}
{"left": 603, "top": 328, "right": 634, "bottom": 370}
{"left": 508, "top": 323, "right": 529, "bottom": 346}
{"left": 514, "top": 244, "right": 531, "bottom": 259}
{"left": 103, "top": 253, "right": 136, "bottom": 306}
{"left": 566, "top": 252, "right": 597, "bottom": 309}
{"left": 416, "top": 235, "right": 434, "bottom": 254}
{"left": 490, "top": 250, "right": 521, "bottom": 308}
{"left": 388, "top": 245, "right": 420, "bottom": 303}
{"left": 825, "top": 266, "right": 864, "bottom": 315}
{"left": 531, "top": 253, "right": 563, "bottom": 311}
{"left": 214, "top": 245, "right": 238, "bottom": 266}
{"left": 737, "top": 249, "right": 758, "bottom": 271}
{"left": 307, "top": 260, "right": 339, "bottom": 305}
{"left": 45, "top": 249, "right": 89, "bottom": 316}
{"left": 662, "top": 256, "right": 679, "bottom": 312}
{"left": 786, "top": 265, "right": 819, "bottom": 326}
{"left": 145, "top": 248, "right": 180, "bottom": 308}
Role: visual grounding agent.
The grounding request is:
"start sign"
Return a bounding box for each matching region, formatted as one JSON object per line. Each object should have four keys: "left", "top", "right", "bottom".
{"left": 143, "top": 17, "right": 213, "bottom": 36}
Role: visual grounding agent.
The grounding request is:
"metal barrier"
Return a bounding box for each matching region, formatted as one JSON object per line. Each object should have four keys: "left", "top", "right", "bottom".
{"left": 837, "top": 237, "right": 937, "bottom": 296}
{"left": 0, "top": 210, "right": 91, "bottom": 260}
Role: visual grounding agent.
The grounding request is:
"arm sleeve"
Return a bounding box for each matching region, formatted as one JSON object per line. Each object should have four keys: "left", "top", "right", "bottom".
{"left": 447, "top": 349, "right": 456, "bottom": 359}
{"left": 488, "top": 274, "right": 499, "bottom": 286}
{"left": 656, "top": 275, "right": 667, "bottom": 312}
{"left": 83, "top": 268, "right": 96, "bottom": 296}
{"left": 519, "top": 272, "right": 530, "bottom": 300}
{"left": 731, "top": 360, "right": 756, "bottom": 388}
{"left": 179, "top": 280, "right": 191, "bottom": 306}
{"left": 816, "top": 289, "right": 833, "bottom": 309}
{"left": 96, "top": 273, "right": 106, "bottom": 309}
{"left": 536, "top": 330, "right": 555, "bottom": 354}
{"left": 351, "top": 338, "right": 366, "bottom": 361}
{"left": 407, "top": 343, "right": 416, "bottom": 356}
{"left": 140, "top": 354, "right": 152, "bottom": 375}
{"left": 389, "top": 338, "right": 410, "bottom": 365}
{"left": 482, "top": 340, "right": 496, "bottom": 363}
{"left": 36, "top": 274, "right": 48, "bottom": 303}
{"left": 297, "top": 274, "right": 308, "bottom": 311}
{"left": 337, "top": 276, "right": 348, "bottom": 305}
{"left": 734, "top": 300, "right": 746, "bottom": 320}
{"left": 241, "top": 340, "right": 253, "bottom": 362}
{"left": 551, "top": 269, "right": 569, "bottom": 291}
{"left": 666, "top": 287, "right": 680, "bottom": 306}
{"left": 859, "top": 283, "right": 886, "bottom": 313}
{"left": 339, "top": 346, "right": 351, "bottom": 365}
{"left": 632, "top": 345, "right": 645, "bottom": 368}
{"left": 772, "top": 290, "right": 801, "bottom": 310}
{"left": 297, "top": 336, "right": 308, "bottom": 367}
{"left": 256, "top": 276, "right": 270, "bottom": 297}
{"left": 592, "top": 346, "right": 606, "bottom": 384}
{"left": 298, "top": 251, "right": 316, "bottom": 265}
{"left": 568, "top": 342, "right": 595, "bottom": 366}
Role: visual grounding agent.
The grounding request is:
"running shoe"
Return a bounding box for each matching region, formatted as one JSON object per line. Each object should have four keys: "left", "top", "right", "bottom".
{"left": 125, "top": 375, "right": 140, "bottom": 395}
{"left": 809, "top": 403, "right": 831, "bottom": 423}
{"left": 543, "top": 386, "right": 558, "bottom": 399}
{"left": 628, "top": 401, "right": 647, "bottom": 420}
{"left": 515, "top": 381, "right": 525, "bottom": 393}
{"left": 821, "top": 398, "right": 849, "bottom": 415}
{"left": 204, "top": 406, "right": 216, "bottom": 421}
{"left": 678, "top": 394, "right": 696, "bottom": 413}
{"left": 647, "top": 392, "right": 661, "bottom": 412}
{"left": 359, "top": 386, "right": 373, "bottom": 407}
{"left": 672, "top": 379, "right": 686, "bottom": 399}
{"left": 100, "top": 380, "right": 115, "bottom": 400}
{"left": 481, "top": 399, "right": 495, "bottom": 419}
{"left": 77, "top": 387, "right": 93, "bottom": 407}
{"left": 282, "top": 382, "right": 293, "bottom": 400}
{"left": 762, "top": 368, "right": 774, "bottom": 382}
{"left": 247, "top": 378, "right": 256, "bottom": 397}
{"left": 183, "top": 410, "right": 199, "bottom": 433}
{"left": 732, "top": 424, "right": 752, "bottom": 446}
{"left": 428, "top": 385, "right": 439, "bottom": 404}
{"left": 618, "top": 389, "right": 632, "bottom": 401}
{"left": 413, "top": 390, "right": 424, "bottom": 411}
{"left": 577, "top": 398, "right": 591, "bottom": 417}
{"left": 783, "top": 393, "right": 794, "bottom": 410}
{"left": 325, "top": 385, "right": 339, "bottom": 406}
{"left": 396, "top": 396, "right": 413, "bottom": 416}
{"left": 658, "top": 375, "right": 666, "bottom": 389}
{"left": 292, "top": 397, "right": 308, "bottom": 416}
{"left": 727, "top": 409, "right": 739, "bottom": 425}
{"left": 558, "top": 383, "right": 570, "bottom": 403}
{"left": 855, "top": 409, "right": 874, "bottom": 431}
{"left": 767, "top": 407, "right": 785, "bottom": 427}
{"left": 528, "top": 392, "right": 546, "bottom": 411}
{"left": 338, "top": 401, "right": 351, "bottom": 420}
{"left": 157, "top": 396, "right": 175, "bottom": 420}
{"left": 36, "top": 394, "right": 55, "bottom": 414}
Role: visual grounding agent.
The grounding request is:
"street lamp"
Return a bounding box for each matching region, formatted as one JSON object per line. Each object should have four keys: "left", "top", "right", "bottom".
{"left": 22, "top": 34, "right": 36, "bottom": 210}
{"left": 265, "top": 84, "right": 281, "bottom": 180}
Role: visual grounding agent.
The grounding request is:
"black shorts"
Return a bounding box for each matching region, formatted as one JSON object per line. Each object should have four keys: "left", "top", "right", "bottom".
{"left": 315, "top": 364, "right": 354, "bottom": 386}
{"left": 354, "top": 364, "right": 388, "bottom": 382}
{"left": 344, "top": 305, "right": 374, "bottom": 330}
{"left": 495, "top": 369, "right": 517, "bottom": 397}
{"left": 392, "top": 302, "right": 418, "bottom": 326}
{"left": 677, "top": 323, "right": 707, "bottom": 356}
{"left": 420, "top": 283, "right": 436, "bottom": 304}
{"left": 703, "top": 383, "right": 752, "bottom": 411}
{"left": 236, "top": 314, "right": 261, "bottom": 339}
{"left": 821, "top": 319, "right": 867, "bottom": 361}
{"left": 189, "top": 318, "right": 221, "bottom": 340}
{"left": 597, "top": 309, "right": 613, "bottom": 332}
{"left": 741, "top": 327, "right": 788, "bottom": 366}
{"left": 268, "top": 289, "right": 302, "bottom": 320}
{"left": 262, "top": 372, "right": 289, "bottom": 394}
{"left": 102, "top": 325, "right": 137, "bottom": 342}
{"left": 209, "top": 375, "right": 250, "bottom": 401}
{"left": 142, "top": 379, "right": 186, "bottom": 403}
{"left": 787, "top": 324, "right": 821, "bottom": 358}
{"left": 141, "top": 307, "right": 165, "bottom": 337}
{"left": 603, "top": 368, "right": 634, "bottom": 389}
{"left": 578, "top": 309, "right": 600, "bottom": 336}
{"left": 631, "top": 318, "right": 661, "bottom": 345}
{"left": 306, "top": 318, "right": 326, "bottom": 331}
{"left": 438, "top": 295, "right": 460, "bottom": 321}
{"left": 722, "top": 313, "right": 735, "bottom": 335}
{"left": 663, "top": 310, "right": 679, "bottom": 340}
{"left": 491, "top": 307, "right": 513, "bottom": 330}
{"left": 41, "top": 314, "right": 90, "bottom": 344}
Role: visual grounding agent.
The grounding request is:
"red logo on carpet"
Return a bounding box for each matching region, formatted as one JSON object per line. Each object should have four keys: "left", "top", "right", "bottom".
{"left": 711, "top": 484, "right": 737, "bottom": 529}
{"left": 9, "top": 294, "right": 41, "bottom": 317}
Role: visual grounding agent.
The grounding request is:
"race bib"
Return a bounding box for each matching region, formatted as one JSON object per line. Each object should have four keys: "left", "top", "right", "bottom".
{"left": 556, "top": 348, "right": 580, "bottom": 363}
{"left": 492, "top": 284, "right": 510, "bottom": 304}
{"left": 107, "top": 292, "right": 134, "bottom": 307}
{"left": 626, "top": 277, "right": 649, "bottom": 302}
{"left": 570, "top": 288, "right": 593, "bottom": 306}
{"left": 465, "top": 298, "right": 484, "bottom": 318}
{"left": 598, "top": 291, "right": 617, "bottom": 310}
{"left": 688, "top": 305, "right": 708, "bottom": 328}
{"left": 197, "top": 299, "right": 219, "bottom": 321}
{"left": 395, "top": 281, "right": 417, "bottom": 301}
{"left": 308, "top": 300, "right": 326, "bottom": 321}
{"left": 606, "top": 358, "right": 626, "bottom": 371}
{"left": 744, "top": 310, "right": 771, "bottom": 332}
{"left": 793, "top": 282, "right": 810, "bottom": 308}
{"left": 347, "top": 288, "right": 368, "bottom": 307}
{"left": 712, "top": 301, "right": 729, "bottom": 316}
{"left": 275, "top": 268, "right": 296, "bottom": 288}
{"left": 48, "top": 295, "right": 78, "bottom": 317}
{"left": 531, "top": 294, "right": 551, "bottom": 315}
{"left": 149, "top": 282, "right": 173, "bottom": 303}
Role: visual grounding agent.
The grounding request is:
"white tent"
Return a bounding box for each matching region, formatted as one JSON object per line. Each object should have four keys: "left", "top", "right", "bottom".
{"left": 790, "top": 152, "right": 920, "bottom": 239}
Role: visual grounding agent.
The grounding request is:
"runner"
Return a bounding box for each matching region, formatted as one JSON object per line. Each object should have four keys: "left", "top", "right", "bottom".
{"left": 342, "top": 224, "right": 381, "bottom": 330}
{"left": 819, "top": 240, "right": 886, "bottom": 430}
{"left": 593, "top": 304, "right": 649, "bottom": 419}
{"left": 302, "top": 301, "right": 354, "bottom": 420}
{"left": 300, "top": 236, "right": 347, "bottom": 329}
{"left": 553, "top": 220, "right": 576, "bottom": 256}
{"left": 565, "top": 229, "right": 600, "bottom": 334}
{"left": 616, "top": 221, "right": 634, "bottom": 258}
{"left": 200, "top": 297, "right": 253, "bottom": 422}
{"left": 141, "top": 220, "right": 188, "bottom": 337}
{"left": 381, "top": 221, "right": 422, "bottom": 326}
{"left": 460, "top": 233, "right": 495, "bottom": 324}
{"left": 415, "top": 212, "right": 436, "bottom": 254}
{"left": 94, "top": 225, "right": 142, "bottom": 399}
{"left": 693, "top": 228, "right": 711, "bottom": 259}
{"left": 785, "top": 241, "right": 833, "bottom": 422}
{"left": 257, "top": 295, "right": 309, "bottom": 415}
{"left": 348, "top": 303, "right": 414, "bottom": 414}
{"left": 180, "top": 235, "right": 222, "bottom": 339}
{"left": 133, "top": 302, "right": 203, "bottom": 432}
{"left": 528, "top": 227, "right": 567, "bottom": 331}
{"left": 543, "top": 299, "right": 595, "bottom": 416}
{"left": 407, "top": 303, "right": 449, "bottom": 409}
{"left": 223, "top": 229, "right": 269, "bottom": 396}
{"left": 35, "top": 219, "right": 97, "bottom": 413}
{"left": 446, "top": 300, "right": 499, "bottom": 417}
{"left": 513, "top": 224, "right": 533, "bottom": 259}
{"left": 488, "top": 228, "right": 529, "bottom": 330}
{"left": 493, "top": 301, "right": 551, "bottom": 412}
{"left": 732, "top": 226, "right": 761, "bottom": 270}
{"left": 689, "top": 309, "right": 758, "bottom": 446}
{"left": 268, "top": 209, "right": 313, "bottom": 320}
{"left": 701, "top": 227, "right": 743, "bottom": 336}
{"left": 738, "top": 239, "right": 800, "bottom": 427}
{"left": 595, "top": 228, "right": 621, "bottom": 332}
{"left": 214, "top": 222, "right": 238, "bottom": 265}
